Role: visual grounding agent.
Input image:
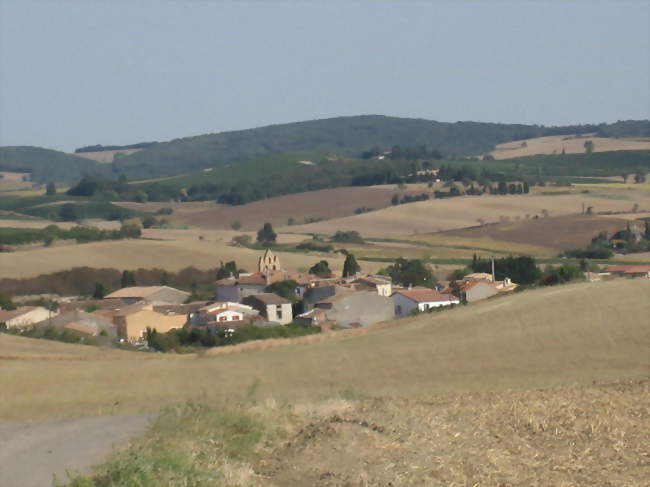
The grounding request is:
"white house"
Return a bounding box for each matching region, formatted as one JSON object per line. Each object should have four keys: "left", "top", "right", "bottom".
{"left": 393, "top": 287, "right": 460, "bottom": 317}
{"left": 0, "top": 306, "right": 56, "bottom": 330}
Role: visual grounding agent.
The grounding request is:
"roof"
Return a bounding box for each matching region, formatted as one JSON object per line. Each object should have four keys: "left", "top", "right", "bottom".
{"left": 353, "top": 276, "right": 391, "bottom": 286}
{"left": 247, "top": 293, "right": 291, "bottom": 305}
{"left": 394, "top": 287, "right": 457, "bottom": 303}
{"left": 210, "top": 308, "right": 244, "bottom": 317}
{"left": 63, "top": 322, "right": 98, "bottom": 335}
{"left": 216, "top": 272, "right": 268, "bottom": 286}
{"left": 104, "top": 286, "right": 188, "bottom": 299}
{"left": 0, "top": 306, "right": 41, "bottom": 322}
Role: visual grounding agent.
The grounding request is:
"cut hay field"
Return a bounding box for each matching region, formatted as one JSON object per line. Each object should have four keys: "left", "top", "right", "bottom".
{"left": 0, "top": 238, "right": 382, "bottom": 279}
{"left": 1, "top": 278, "right": 647, "bottom": 421}
{"left": 118, "top": 186, "right": 431, "bottom": 231}
{"left": 285, "top": 191, "right": 650, "bottom": 238}
{"left": 72, "top": 148, "right": 143, "bottom": 163}
{"left": 406, "top": 214, "right": 632, "bottom": 254}
{"left": 490, "top": 134, "right": 650, "bottom": 159}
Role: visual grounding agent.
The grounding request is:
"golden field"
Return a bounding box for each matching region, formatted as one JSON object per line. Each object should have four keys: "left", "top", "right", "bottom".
{"left": 0, "top": 237, "right": 383, "bottom": 279}
{"left": 284, "top": 191, "right": 650, "bottom": 237}
{"left": 1, "top": 278, "right": 647, "bottom": 421}
{"left": 489, "top": 134, "right": 650, "bottom": 159}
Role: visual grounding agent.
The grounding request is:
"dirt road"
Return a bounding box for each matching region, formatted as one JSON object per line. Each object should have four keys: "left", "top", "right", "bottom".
{"left": 0, "top": 414, "right": 154, "bottom": 487}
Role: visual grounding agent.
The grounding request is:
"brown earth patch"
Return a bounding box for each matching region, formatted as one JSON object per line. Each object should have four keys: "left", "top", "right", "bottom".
{"left": 440, "top": 214, "right": 630, "bottom": 252}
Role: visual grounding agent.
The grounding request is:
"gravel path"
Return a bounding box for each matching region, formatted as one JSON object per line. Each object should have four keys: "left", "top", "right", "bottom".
{"left": 0, "top": 414, "right": 155, "bottom": 487}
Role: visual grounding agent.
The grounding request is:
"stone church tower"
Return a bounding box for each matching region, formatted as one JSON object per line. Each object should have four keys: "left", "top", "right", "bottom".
{"left": 258, "top": 249, "right": 281, "bottom": 273}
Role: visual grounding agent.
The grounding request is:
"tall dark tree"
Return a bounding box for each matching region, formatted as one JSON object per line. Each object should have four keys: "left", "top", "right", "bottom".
{"left": 257, "top": 222, "right": 277, "bottom": 245}
{"left": 45, "top": 182, "right": 56, "bottom": 196}
{"left": 523, "top": 181, "right": 530, "bottom": 194}
{"left": 342, "top": 253, "right": 361, "bottom": 277}
{"left": 92, "top": 282, "right": 106, "bottom": 299}
{"left": 120, "top": 270, "right": 136, "bottom": 288}
{"left": 645, "top": 221, "right": 650, "bottom": 240}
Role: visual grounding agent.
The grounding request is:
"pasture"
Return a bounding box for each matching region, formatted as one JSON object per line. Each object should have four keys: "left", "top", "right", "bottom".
{"left": 490, "top": 134, "right": 650, "bottom": 159}
{"left": 0, "top": 237, "right": 383, "bottom": 279}
{"left": 0, "top": 278, "right": 647, "bottom": 421}
{"left": 285, "top": 191, "right": 650, "bottom": 237}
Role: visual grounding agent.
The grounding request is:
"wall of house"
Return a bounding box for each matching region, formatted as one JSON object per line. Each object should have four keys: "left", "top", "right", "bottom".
{"left": 215, "top": 285, "right": 241, "bottom": 303}
{"left": 465, "top": 282, "right": 498, "bottom": 302}
{"left": 393, "top": 293, "right": 417, "bottom": 317}
{"left": 327, "top": 292, "right": 394, "bottom": 326}
{"left": 117, "top": 310, "right": 187, "bottom": 341}
{"left": 212, "top": 310, "right": 243, "bottom": 323}
{"left": 265, "top": 303, "right": 293, "bottom": 325}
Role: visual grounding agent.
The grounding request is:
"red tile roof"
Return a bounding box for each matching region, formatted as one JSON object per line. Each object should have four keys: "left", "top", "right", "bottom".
{"left": 395, "top": 287, "right": 457, "bottom": 303}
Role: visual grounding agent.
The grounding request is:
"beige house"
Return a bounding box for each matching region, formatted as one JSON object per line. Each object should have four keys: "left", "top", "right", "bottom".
{"left": 112, "top": 303, "right": 187, "bottom": 341}
{"left": 243, "top": 293, "right": 293, "bottom": 325}
{"left": 0, "top": 306, "right": 56, "bottom": 330}
{"left": 352, "top": 276, "right": 392, "bottom": 296}
{"left": 104, "top": 286, "right": 190, "bottom": 305}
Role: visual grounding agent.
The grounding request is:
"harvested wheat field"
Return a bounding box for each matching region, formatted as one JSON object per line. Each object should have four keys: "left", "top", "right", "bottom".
{"left": 285, "top": 191, "right": 650, "bottom": 237}
{"left": 0, "top": 238, "right": 381, "bottom": 279}
{"left": 490, "top": 134, "right": 650, "bottom": 159}
{"left": 1, "top": 278, "right": 647, "bottom": 422}
{"left": 407, "top": 214, "right": 632, "bottom": 254}
{"left": 122, "top": 186, "right": 432, "bottom": 231}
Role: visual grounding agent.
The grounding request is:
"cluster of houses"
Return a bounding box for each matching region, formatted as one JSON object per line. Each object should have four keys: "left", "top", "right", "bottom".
{"left": 4, "top": 249, "right": 645, "bottom": 347}
{"left": 0, "top": 250, "right": 524, "bottom": 345}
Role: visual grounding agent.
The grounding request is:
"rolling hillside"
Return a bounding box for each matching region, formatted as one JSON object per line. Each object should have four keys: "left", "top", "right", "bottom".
{"left": 1, "top": 278, "right": 647, "bottom": 421}
{"left": 3, "top": 117, "right": 648, "bottom": 184}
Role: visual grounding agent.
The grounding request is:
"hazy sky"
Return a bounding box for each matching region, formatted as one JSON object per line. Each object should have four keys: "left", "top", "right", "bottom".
{"left": 1, "top": 1, "right": 648, "bottom": 152}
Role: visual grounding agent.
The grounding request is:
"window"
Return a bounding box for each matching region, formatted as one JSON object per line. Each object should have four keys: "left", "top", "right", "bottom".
{"left": 219, "top": 316, "right": 227, "bottom": 322}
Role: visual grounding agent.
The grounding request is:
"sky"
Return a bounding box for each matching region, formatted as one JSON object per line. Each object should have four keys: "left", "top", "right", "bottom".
{"left": 0, "top": 0, "right": 648, "bottom": 152}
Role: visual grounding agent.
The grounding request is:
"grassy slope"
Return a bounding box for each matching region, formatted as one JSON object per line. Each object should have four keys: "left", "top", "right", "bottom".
{"left": 0, "top": 147, "right": 109, "bottom": 184}
{"left": 1, "top": 278, "right": 647, "bottom": 421}
{"left": 284, "top": 190, "right": 650, "bottom": 237}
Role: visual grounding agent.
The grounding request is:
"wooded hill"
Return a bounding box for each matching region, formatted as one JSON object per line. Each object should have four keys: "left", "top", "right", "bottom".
{"left": 2, "top": 116, "right": 648, "bottom": 183}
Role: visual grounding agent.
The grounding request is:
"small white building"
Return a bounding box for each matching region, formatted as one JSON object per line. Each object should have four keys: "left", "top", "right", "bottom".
{"left": 243, "top": 293, "right": 293, "bottom": 325}
{"left": 0, "top": 306, "right": 56, "bottom": 330}
{"left": 393, "top": 287, "right": 460, "bottom": 317}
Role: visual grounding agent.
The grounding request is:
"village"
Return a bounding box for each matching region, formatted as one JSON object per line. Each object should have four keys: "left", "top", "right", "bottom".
{"left": 1, "top": 246, "right": 647, "bottom": 350}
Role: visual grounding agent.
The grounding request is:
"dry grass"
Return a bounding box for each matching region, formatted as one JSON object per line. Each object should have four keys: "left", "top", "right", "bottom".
{"left": 490, "top": 134, "right": 650, "bottom": 159}
{"left": 259, "top": 380, "right": 650, "bottom": 486}
{"left": 116, "top": 185, "right": 430, "bottom": 231}
{"left": 1, "top": 278, "right": 647, "bottom": 421}
{"left": 285, "top": 191, "right": 650, "bottom": 237}
{"left": 72, "top": 148, "right": 143, "bottom": 163}
{"left": 0, "top": 238, "right": 383, "bottom": 278}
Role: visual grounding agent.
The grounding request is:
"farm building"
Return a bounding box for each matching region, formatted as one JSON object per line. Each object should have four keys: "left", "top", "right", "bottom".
{"left": 243, "top": 293, "right": 293, "bottom": 325}
{"left": 0, "top": 306, "right": 56, "bottom": 330}
{"left": 307, "top": 291, "right": 394, "bottom": 327}
{"left": 104, "top": 286, "right": 190, "bottom": 305}
{"left": 393, "top": 288, "right": 459, "bottom": 316}
{"left": 111, "top": 303, "right": 187, "bottom": 341}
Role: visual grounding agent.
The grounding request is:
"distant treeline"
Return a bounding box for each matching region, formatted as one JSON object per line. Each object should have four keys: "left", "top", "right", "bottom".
{"left": 0, "top": 266, "right": 221, "bottom": 298}
{"left": 74, "top": 142, "right": 158, "bottom": 153}
{"left": 0, "top": 224, "right": 141, "bottom": 247}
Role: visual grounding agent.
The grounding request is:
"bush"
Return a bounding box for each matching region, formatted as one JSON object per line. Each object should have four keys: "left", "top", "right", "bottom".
{"left": 332, "top": 230, "right": 364, "bottom": 244}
